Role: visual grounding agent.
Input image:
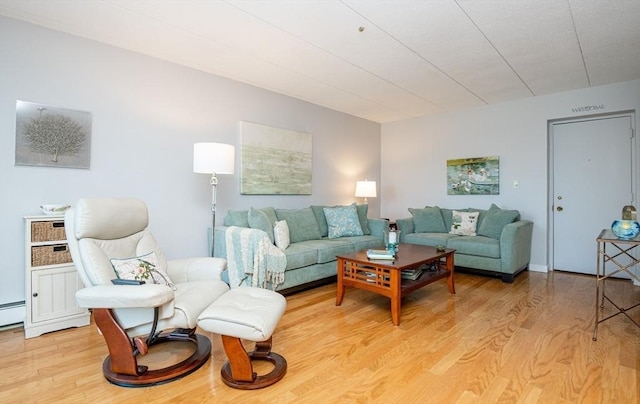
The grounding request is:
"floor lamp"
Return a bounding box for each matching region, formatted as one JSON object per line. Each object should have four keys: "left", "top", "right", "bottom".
{"left": 193, "top": 142, "right": 235, "bottom": 257}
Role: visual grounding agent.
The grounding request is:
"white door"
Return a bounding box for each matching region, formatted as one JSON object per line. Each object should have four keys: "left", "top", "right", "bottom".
{"left": 552, "top": 115, "right": 634, "bottom": 275}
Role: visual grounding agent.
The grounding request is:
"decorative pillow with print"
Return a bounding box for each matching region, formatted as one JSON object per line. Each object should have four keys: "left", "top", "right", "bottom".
{"left": 323, "top": 203, "right": 364, "bottom": 239}
{"left": 110, "top": 251, "right": 176, "bottom": 290}
{"left": 273, "top": 220, "right": 290, "bottom": 250}
{"left": 449, "top": 210, "right": 479, "bottom": 236}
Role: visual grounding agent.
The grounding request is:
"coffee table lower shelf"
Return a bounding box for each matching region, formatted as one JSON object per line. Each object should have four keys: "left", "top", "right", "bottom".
{"left": 335, "top": 244, "right": 455, "bottom": 325}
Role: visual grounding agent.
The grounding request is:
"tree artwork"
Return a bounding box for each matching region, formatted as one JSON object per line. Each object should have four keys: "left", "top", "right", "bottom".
{"left": 15, "top": 101, "right": 92, "bottom": 169}
{"left": 23, "top": 111, "right": 87, "bottom": 162}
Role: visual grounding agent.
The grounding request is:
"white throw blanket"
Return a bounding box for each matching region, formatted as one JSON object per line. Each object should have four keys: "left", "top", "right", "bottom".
{"left": 225, "top": 226, "right": 287, "bottom": 290}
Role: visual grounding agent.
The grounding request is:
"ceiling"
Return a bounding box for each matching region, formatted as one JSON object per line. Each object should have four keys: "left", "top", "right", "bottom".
{"left": 1, "top": 0, "right": 639, "bottom": 123}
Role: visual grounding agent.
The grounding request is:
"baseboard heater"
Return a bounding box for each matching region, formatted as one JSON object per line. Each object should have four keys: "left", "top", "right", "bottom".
{"left": 0, "top": 301, "right": 25, "bottom": 327}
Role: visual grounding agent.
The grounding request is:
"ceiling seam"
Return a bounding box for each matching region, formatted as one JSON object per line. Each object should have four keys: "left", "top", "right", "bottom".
{"left": 342, "top": 1, "right": 488, "bottom": 106}
{"left": 454, "top": 0, "right": 536, "bottom": 97}
{"left": 566, "top": 0, "right": 591, "bottom": 87}
{"left": 224, "top": 0, "right": 441, "bottom": 114}
{"left": 106, "top": 0, "right": 401, "bottom": 122}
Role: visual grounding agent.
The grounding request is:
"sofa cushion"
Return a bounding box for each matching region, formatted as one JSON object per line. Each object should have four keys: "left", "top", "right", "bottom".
{"left": 409, "top": 206, "right": 447, "bottom": 233}
{"left": 276, "top": 208, "right": 322, "bottom": 243}
{"left": 273, "top": 220, "right": 290, "bottom": 250}
{"left": 324, "top": 204, "right": 364, "bottom": 239}
{"left": 298, "top": 239, "right": 354, "bottom": 264}
{"left": 224, "top": 210, "right": 249, "bottom": 227}
{"left": 405, "top": 232, "right": 458, "bottom": 247}
{"left": 477, "top": 204, "right": 520, "bottom": 239}
{"left": 248, "top": 207, "right": 275, "bottom": 243}
{"left": 342, "top": 235, "right": 385, "bottom": 251}
{"left": 447, "top": 236, "right": 500, "bottom": 258}
{"left": 450, "top": 210, "right": 479, "bottom": 236}
{"left": 282, "top": 242, "right": 318, "bottom": 270}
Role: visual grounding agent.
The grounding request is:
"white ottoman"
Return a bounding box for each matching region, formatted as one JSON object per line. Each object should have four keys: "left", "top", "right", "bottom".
{"left": 198, "top": 287, "right": 287, "bottom": 389}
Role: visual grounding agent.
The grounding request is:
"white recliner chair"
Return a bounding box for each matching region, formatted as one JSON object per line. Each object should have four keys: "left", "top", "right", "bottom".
{"left": 65, "top": 198, "right": 230, "bottom": 387}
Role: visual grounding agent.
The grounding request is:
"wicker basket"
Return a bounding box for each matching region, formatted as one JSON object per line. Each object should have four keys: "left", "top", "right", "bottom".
{"left": 31, "top": 244, "right": 72, "bottom": 266}
{"left": 31, "top": 220, "right": 66, "bottom": 242}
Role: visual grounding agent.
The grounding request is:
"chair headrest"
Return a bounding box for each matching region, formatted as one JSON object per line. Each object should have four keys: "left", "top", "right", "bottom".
{"left": 72, "top": 198, "right": 149, "bottom": 240}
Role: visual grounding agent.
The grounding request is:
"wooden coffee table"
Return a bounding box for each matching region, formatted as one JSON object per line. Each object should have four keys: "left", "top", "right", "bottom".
{"left": 336, "top": 244, "right": 455, "bottom": 325}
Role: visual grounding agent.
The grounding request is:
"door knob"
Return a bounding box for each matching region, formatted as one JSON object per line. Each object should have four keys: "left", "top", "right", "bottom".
{"left": 556, "top": 206, "right": 563, "bottom": 212}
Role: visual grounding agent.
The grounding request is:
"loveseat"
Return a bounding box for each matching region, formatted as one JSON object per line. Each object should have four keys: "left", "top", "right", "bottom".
{"left": 214, "top": 204, "right": 387, "bottom": 292}
{"left": 396, "top": 204, "right": 533, "bottom": 283}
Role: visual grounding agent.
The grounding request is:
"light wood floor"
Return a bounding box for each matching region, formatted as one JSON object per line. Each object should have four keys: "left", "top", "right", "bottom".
{"left": 1, "top": 271, "right": 638, "bottom": 403}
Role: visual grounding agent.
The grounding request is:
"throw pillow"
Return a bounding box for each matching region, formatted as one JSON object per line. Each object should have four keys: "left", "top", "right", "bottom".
{"left": 110, "top": 251, "right": 176, "bottom": 290}
{"left": 477, "top": 204, "right": 520, "bottom": 239}
{"left": 311, "top": 205, "right": 331, "bottom": 237}
{"left": 450, "top": 210, "right": 479, "bottom": 236}
{"left": 409, "top": 206, "right": 447, "bottom": 233}
{"left": 248, "top": 207, "right": 275, "bottom": 243}
{"left": 273, "top": 220, "right": 290, "bottom": 250}
{"left": 356, "top": 204, "right": 371, "bottom": 235}
{"left": 275, "top": 208, "right": 323, "bottom": 243}
{"left": 323, "top": 204, "right": 364, "bottom": 239}
{"left": 224, "top": 210, "right": 249, "bottom": 227}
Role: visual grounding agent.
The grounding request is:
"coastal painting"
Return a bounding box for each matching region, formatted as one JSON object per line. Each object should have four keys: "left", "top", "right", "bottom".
{"left": 447, "top": 156, "right": 500, "bottom": 195}
{"left": 240, "top": 122, "right": 312, "bottom": 195}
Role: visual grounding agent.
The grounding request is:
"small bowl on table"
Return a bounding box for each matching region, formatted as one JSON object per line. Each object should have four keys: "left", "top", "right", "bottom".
{"left": 40, "top": 204, "right": 71, "bottom": 215}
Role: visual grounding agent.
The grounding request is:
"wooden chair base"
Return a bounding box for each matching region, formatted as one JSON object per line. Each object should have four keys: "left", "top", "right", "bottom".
{"left": 220, "top": 335, "right": 287, "bottom": 390}
{"left": 103, "top": 333, "right": 211, "bottom": 387}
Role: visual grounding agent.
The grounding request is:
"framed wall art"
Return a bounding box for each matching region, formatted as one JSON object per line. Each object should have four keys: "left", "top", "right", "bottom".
{"left": 240, "top": 121, "right": 312, "bottom": 195}
{"left": 447, "top": 156, "right": 500, "bottom": 195}
{"left": 15, "top": 100, "right": 92, "bottom": 169}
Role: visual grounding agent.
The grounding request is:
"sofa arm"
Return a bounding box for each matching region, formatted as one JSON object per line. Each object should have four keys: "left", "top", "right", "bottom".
{"left": 214, "top": 226, "right": 230, "bottom": 258}
{"left": 396, "top": 217, "right": 414, "bottom": 243}
{"left": 368, "top": 218, "right": 389, "bottom": 239}
{"left": 499, "top": 220, "right": 533, "bottom": 273}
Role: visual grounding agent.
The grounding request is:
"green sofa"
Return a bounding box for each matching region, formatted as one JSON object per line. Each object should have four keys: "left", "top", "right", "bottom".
{"left": 214, "top": 205, "right": 386, "bottom": 292}
{"left": 396, "top": 204, "right": 533, "bottom": 283}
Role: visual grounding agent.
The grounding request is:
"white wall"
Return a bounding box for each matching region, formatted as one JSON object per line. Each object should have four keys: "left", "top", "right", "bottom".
{"left": 0, "top": 17, "right": 381, "bottom": 312}
{"left": 381, "top": 80, "right": 640, "bottom": 270}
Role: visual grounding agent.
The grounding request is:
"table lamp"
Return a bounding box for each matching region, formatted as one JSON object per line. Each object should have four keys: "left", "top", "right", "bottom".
{"left": 355, "top": 180, "right": 376, "bottom": 204}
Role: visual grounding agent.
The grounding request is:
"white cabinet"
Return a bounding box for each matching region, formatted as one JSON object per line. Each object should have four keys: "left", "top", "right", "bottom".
{"left": 24, "top": 215, "right": 89, "bottom": 338}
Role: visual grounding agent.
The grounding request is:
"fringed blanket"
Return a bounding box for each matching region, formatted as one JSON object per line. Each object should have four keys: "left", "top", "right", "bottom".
{"left": 225, "top": 226, "right": 287, "bottom": 290}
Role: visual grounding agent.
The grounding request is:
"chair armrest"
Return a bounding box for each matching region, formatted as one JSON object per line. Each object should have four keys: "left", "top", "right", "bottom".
{"left": 75, "top": 284, "right": 174, "bottom": 309}
{"left": 166, "top": 257, "right": 227, "bottom": 283}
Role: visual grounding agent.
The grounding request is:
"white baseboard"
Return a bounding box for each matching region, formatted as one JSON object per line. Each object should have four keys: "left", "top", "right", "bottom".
{"left": 528, "top": 264, "right": 548, "bottom": 273}
{"left": 0, "top": 303, "right": 25, "bottom": 327}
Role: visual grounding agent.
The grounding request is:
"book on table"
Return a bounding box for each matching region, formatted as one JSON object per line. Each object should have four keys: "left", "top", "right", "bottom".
{"left": 401, "top": 267, "right": 424, "bottom": 280}
{"left": 366, "top": 249, "right": 395, "bottom": 260}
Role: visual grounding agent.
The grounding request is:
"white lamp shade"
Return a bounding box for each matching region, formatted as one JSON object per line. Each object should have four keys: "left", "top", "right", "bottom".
{"left": 355, "top": 180, "right": 377, "bottom": 198}
{"left": 193, "top": 143, "right": 235, "bottom": 174}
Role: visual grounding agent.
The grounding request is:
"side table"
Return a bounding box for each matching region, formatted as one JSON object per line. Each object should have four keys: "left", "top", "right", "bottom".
{"left": 593, "top": 229, "right": 640, "bottom": 341}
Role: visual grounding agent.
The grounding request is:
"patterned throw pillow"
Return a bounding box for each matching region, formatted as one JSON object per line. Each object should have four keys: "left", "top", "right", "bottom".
{"left": 323, "top": 204, "right": 364, "bottom": 239}
{"left": 449, "top": 210, "right": 479, "bottom": 236}
{"left": 273, "top": 220, "right": 290, "bottom": 250}
{"left": 110, "top": 251, "right": 176, "bottom": 290}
